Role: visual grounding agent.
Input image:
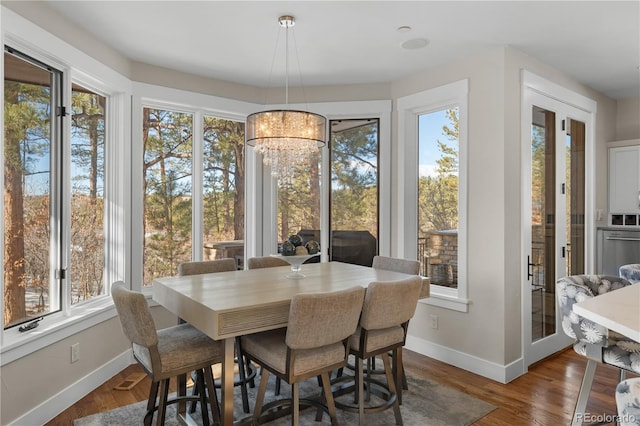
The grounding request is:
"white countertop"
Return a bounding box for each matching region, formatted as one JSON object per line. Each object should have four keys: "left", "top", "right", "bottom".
{"left": 573, "top": 284, "right": 640, "bottom": 342}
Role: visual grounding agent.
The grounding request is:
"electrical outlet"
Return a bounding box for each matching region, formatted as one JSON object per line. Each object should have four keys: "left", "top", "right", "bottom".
{"left": 430, "top": 314, "right": 439, "bottom": 329}
{"left": 71, "top": 343, "right": 80, "bottom": 363}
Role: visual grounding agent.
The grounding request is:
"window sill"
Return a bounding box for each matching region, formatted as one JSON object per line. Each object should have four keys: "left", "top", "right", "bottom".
{"left": 421, "top": 286, "right": 470, "bottom": 312}
{"left": 1, "top": 296, "right": 118, "bottom": 366}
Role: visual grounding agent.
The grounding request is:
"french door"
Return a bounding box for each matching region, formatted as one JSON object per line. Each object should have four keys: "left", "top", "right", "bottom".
{"left": 523, "top": 88, "right": 592, "bottom": 365}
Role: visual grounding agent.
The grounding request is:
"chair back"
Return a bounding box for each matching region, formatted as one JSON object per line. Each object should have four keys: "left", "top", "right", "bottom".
{"left": 556, "top": 275, "right": 630, "bottom": 344}
{"left": 372, "top": 255, "right": 420, "bottom": 275}
{"left": 360, "top": 276, "right": 423, "bottom": 331}
{"left": 178, "top": 258, "right": 236, "bottom": 276}
{"left": 286, "top": 286, "right": 365, "bottom": 350}
{"left": 111, "top": 281, "right": 158, "bottom": 349}
{"left": 247, "top": 256, "right": 289, "bottom": 269}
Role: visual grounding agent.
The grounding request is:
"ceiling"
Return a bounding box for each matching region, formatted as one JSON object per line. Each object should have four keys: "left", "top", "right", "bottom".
{"left": 42, "top": 1, "right": 640, "bottom": 100}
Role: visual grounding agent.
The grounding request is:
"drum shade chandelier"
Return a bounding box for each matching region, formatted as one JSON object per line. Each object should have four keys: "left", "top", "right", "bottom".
{"left": 246, "top": 15, "right": 326, "bottom": 181}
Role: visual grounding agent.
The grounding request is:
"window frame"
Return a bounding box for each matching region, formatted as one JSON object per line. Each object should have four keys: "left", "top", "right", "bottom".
{"left": 397, "top": 79, "right": 470, "bottom": 312}
{"left": 1, "top": 8, "right": 131, "bottom": 364}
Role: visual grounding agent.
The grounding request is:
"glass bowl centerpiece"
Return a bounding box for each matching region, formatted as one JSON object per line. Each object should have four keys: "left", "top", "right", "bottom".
{"left": 274, "top": 235, "right": 320, "bottom": 279}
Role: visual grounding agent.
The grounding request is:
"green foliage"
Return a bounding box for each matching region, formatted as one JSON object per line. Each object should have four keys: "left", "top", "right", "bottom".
{"left": 418, "top": 108, "right": 459, "bottom": 234}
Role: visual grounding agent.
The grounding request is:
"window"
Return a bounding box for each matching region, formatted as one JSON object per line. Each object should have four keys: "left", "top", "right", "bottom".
{"left": 397, "top": 80, "right": 469, "bottom": 312}
{"left": 141, "top": 106, "right": 245, "bottom": 285}
{"left": 418, "top": 108, "right": 459, "bottom": 286}
{"left": 3, "top": 48, "right": 61, "bottom": 328}
{"left": 3, "top": 47, "right": 108, "bottom": 329}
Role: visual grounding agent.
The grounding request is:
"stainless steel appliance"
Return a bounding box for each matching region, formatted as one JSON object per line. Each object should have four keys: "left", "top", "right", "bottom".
{"left": 597, "top": 229, "right": 640, "bottom": 275}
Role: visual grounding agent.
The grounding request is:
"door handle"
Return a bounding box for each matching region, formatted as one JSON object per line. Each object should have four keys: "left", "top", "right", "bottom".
{"left": 605, "top": 237, "right": 640, "bottom": 242}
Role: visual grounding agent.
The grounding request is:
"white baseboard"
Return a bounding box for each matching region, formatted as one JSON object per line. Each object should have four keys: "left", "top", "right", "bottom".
{"left": 405, "top": 335, "right": 525, "bottom": 384}
{"left": 9, "top": 350, "right": 134, "bottom": 426}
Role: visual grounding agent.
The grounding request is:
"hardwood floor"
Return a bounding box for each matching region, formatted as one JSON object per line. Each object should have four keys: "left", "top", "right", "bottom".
{"left": 47, "top": 347, "right": 635, "bottom": 425}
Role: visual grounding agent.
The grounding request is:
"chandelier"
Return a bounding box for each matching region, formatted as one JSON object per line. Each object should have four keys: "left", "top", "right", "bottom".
{"left": 246, "top": 15, "right": 326, "bottom": 181}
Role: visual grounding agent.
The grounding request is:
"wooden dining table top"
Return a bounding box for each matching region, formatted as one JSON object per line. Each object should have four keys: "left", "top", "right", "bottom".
{"left": 153, "top": 261, "right": 430, "bottom": 340}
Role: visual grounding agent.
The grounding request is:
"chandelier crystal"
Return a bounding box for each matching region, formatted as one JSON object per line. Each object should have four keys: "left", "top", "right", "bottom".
{"left": 246, "top": 15, "right": 326, "bottom": 181}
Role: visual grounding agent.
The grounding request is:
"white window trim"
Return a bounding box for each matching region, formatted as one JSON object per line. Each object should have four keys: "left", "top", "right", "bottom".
{"left": 1, "top": 7, "right": 131, "bottom": 364}
{"left": 396, "top": 79, "right": 470, "bottom": 312}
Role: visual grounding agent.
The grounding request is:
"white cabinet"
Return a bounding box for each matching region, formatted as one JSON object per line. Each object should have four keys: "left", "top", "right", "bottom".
{"left": 609, "top": 144, "right": 640, "bottom": 226}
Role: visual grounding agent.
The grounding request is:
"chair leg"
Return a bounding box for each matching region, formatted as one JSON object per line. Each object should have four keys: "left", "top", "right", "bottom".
{"left": 235, "top": 337, "right": 251, "bottom": 413}
{"left": 572, "top": 359, "right": 597, "bottom": 426}
{"left": 195, "top": 369, "right": 210, "bottom": 426}
{"left": 144, "top": 381, "right": 159, "bottom": 426}
{"left": 292, "top": 381, "right": 300, "bottom": 425}
{"left": 203, "top": 365, "right": 222, "bottom": 425}
{"left": 357, "top": 356, "right": 365, "bottom": 426}
{"left": 156, "top": 378, "right": 170, "bottom": 426}
{"left": 382, "top": 352, "right": 403, "bottom": 425}
{"left": 253, "top": 368, "right": 270, "bottom": 421}
{"left": 394, "top": 347, "right": 404, "bottom": 404}
{"left": 320, "top": 372, "right": 339, "bottom": 426}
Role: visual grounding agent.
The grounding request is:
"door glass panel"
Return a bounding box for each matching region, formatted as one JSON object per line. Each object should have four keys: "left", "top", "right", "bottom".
{"left": 418, "top": 108, "right": 459, "bottom": 285}
{"left": 202, "top": 116, "right": 245, "bottom": 267}
{"left": 4, "top": 51, "right": 57, "bottom": 327}
{"left": 531, "top": 106, "right": 556, "bottom": 341}
{"left": 70, "top": 84, "right": 106, "bottom": 304}
{"left": 567, "top": 119, "right": 586, "bottom": 276}
{"left": 142, "top": 108, "right": 193, "bottom": 286}
{"left": 329, "top": 119, "right": 379, "bottom": 266}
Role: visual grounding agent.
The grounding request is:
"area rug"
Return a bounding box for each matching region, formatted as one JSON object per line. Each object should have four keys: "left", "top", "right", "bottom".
{"left": 74, "top": 372, "right": 495, "bottom": 425}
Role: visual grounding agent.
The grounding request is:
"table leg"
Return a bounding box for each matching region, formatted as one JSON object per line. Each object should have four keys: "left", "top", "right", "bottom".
{"left": 221, "top": 337, "right": 235, "bottom": 426}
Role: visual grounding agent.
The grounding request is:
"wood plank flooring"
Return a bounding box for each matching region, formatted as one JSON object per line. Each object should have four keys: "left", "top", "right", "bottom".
{"left": 46, "top": 347, "right": 636, "bottom": 425}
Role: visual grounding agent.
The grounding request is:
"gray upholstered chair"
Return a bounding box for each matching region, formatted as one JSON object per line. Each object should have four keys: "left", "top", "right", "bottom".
{"left": 616, "top": 377, "right": 640, "bottom": 426}
{"left": 247, "top": 255, "right": 293, "bottom": 396}
{"left": 178, "top": 258, "right": 254, "bottom": 414}
{"left": 371, "top": 255, "right": 421, "bottom": 399}
{"left": 372, "top": 255, "right": 420, "bottom": 275}
{"left": 247, "top": 256, "right": 289, "bottom": 269}
{"left": 240, "top": 286, "right": 366, "bottom": 425}
{"left": 178, "top": 258, "right": 237, "bottom": 275}
{"left": 620, "top": 263, "right": 640, "bottom": 284}
{"left": 556, "top": 275, "right": 640, "bottom": 425}
{"left": 333, "top": 276, "right": 423, "bottom": 426}
{"left": 111, "top": 281, "right": 222, "bottom": 426}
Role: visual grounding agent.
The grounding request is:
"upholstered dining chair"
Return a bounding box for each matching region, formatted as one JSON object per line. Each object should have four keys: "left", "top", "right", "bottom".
{"left": 239, "top": 286, "right": 366, "bottom": 425}
{"left": 619, "top": 263, "right": 640, "bottom": 284}
{"left": 111, "top": 281, "right": 222, "bottom": 426}
{"left": 178, "top": 258, "right": 255, "bottom": 414}
{"left": 556, "top": 275, "right": 640, "bottom": 425}
{"left": 616, "top": 377, "right": 640, "bottom": 426}
{"left": 372, "top": 255, "right": 420, "bottom": 275}
{"left": 332, "top": 276, "right": 423, "bottom": 426}
{"left": 247, "top": 256, "right": 289, "bottom": 269}
{"left": 247, "top": 255, "right": 292, "bottom": 396}
{"left": 370, "top": 255, "right": 421, "bottom": 400}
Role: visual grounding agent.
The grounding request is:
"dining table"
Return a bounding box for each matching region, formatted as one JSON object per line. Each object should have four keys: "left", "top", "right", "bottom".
{"left": 152, "top": 260, "right": 430, "bottom": 425}
{"left": 573, "top": 282, "right": 640, "bottom": 342}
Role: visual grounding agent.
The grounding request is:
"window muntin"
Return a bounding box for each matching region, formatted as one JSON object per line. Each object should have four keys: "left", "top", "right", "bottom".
{"left": 418, "top": 108, "right": 459, "bottom": 286}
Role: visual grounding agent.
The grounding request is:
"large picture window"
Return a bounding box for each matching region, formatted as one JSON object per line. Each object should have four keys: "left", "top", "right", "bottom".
{"left": 141, "top": 107, "right": 245, "bottom": 285}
